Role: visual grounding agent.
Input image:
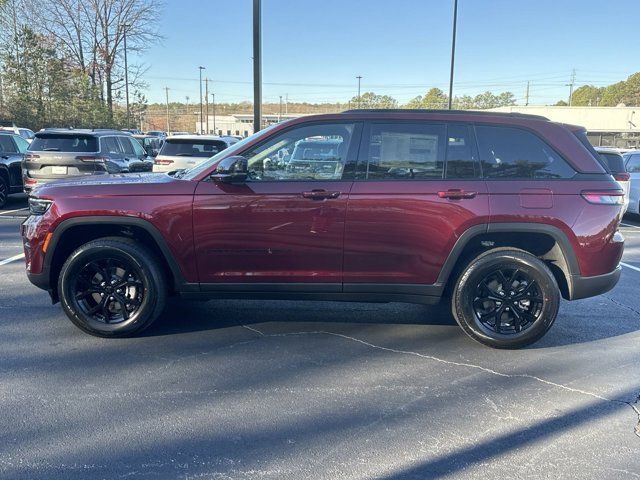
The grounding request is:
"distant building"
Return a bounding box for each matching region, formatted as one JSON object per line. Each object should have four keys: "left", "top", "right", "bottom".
{"left": 489, "top": 106, "right": 640, "bottom": 148}
{"left": 196, "top": 113, "right": 309, "bottom": 137}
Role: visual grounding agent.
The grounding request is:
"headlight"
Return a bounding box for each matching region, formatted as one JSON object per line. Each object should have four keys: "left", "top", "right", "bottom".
{"left": 28, "top": 198, "right": 52, "bottom": 215}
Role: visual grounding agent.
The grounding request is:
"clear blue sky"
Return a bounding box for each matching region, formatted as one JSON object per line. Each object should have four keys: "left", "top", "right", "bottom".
{"left": 140, "top": 0, "right": 639, "bottom": 106}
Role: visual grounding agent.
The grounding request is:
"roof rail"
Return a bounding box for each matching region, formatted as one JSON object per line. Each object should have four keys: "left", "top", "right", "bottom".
{"left": 341, "top": 109, "right": 549, "bottom": 121}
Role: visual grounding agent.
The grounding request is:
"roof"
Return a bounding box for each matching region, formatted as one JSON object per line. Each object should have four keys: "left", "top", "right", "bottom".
{"left": 165, "top": 135, "right": 234, "bottom": 143}
{"left": 36, "top": 128, "right": 128, "bottom": 137}
{"left": 342, "top": 109, "right": 550, "bottom": 121}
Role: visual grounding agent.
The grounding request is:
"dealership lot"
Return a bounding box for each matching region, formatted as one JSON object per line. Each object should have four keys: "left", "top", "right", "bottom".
{"left": 1, "top": 199, "right": 639, "bottom": 479}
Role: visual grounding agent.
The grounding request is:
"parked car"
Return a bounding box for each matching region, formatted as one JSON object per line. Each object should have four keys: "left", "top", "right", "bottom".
{"left": 152, "top": 135, "right": 235, "bottom": 173}
{"left": 0, "top": 131, "right": 29, "bottom": 207}
{"left": 22, "top": 110, "right": 624, "bottom": 348}
{"left": 121, "top": 128, "right": 142, "bottom": 135}
{"left": 0, "top": 126, "right": 36, "bottom": 143}
{"left": 622, "top": 150, "right": 640, "bottom": 215}
{"left": 132, "top": 134, "right": 163, "bottom": 157}
{"left": 146, "top": 130, "right": 167, "bottom": 138}
{"left": 23, "top": 128, "right": 153, "bottom": 193}
{"left": 594, "top": 147, "right": 630, "bottom": 213}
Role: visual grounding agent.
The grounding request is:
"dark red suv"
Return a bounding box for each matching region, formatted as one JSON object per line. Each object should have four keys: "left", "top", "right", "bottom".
{"left": 21, "top": 110, "right": 625, "bottom": 348}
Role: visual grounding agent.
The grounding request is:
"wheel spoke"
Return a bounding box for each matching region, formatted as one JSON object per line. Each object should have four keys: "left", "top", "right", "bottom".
{"left": 75, "top": 288, "right": 101, "bottom": 300}
{"left": 112, "top": 293, "right": 130, "bottom": 320}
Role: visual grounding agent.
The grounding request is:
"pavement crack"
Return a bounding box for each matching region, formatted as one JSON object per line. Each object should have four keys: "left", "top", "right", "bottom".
{"left": 603, "top": 295, "right": 640, "bottom": 320}
{"left": 242, "top": 324, "right": 640, "bottom": 440}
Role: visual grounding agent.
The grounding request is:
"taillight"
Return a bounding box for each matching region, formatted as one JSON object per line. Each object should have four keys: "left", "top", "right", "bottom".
{"left": 24, "top": 154, "right": 40, "bottom": 161}
{"left": 24, "top": 178, "right": 37, "bottom": 186}
{"left": 581, "top": 190, "right": 625, "bottom": 205}
{"left": 154, "top": 159, "right": 174, "bottom": 165}
{"left": 613, "top": 172, "right": 630, "bottom": 182}
{"left": 75, "top": 155, "right": 106, "bottom": 163}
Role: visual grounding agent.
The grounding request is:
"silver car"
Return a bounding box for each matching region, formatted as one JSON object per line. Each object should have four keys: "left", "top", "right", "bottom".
{"left": 152, "top": 135, "right": 237, "bottom": 173}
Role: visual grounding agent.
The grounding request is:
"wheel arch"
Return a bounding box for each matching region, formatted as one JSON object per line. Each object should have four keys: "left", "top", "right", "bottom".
{"left": 439, "top": 223, "right": 579, "bottom": 300}
{"left": 45, "top": 216, "right": 196, "bottom": 301}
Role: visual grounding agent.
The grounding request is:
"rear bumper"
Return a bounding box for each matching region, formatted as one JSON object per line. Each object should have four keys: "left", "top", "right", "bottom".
{"left": 569, "top": 266, "right": 621, "bottom": 300}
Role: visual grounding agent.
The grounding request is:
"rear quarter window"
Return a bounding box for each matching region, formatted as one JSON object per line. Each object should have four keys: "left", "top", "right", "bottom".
{"left": 30, "top": 134, "right": 98, "bottom": 152}
{"left": 476, "top": 125, "right": 575, "bottom": 179}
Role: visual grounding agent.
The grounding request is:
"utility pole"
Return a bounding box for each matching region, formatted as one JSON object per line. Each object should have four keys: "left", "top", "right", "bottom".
{"left": 525, "top": 81, "right": 530, "bottom": 106}
{"left": 285, "top": 93, "right": 288, "bottom": 114}
{"left": 356, "top": 76, "right": 362, "bottom": 108}
{"left": 211, "top": 93, "right": 216, "bottom": 133}
{"left": 198, "top": 66, "right": 205, "bottom": 133}
{"left": 164, "top": 87, "right": 170, "bottom": 133}
{"left": 123, "top": 24, "right": 131, "bottom": 127}
{"left": 447, "top": 0, "right": 458, "bottom": 110}
{"left": 205, "top": 78, "right": 209, "bottom": 134}
{"left": 253, "top": 0, "right": 262, "bottom": 133}
{"left": 279, "top": 95, "right": 282, "bottom": 121}
{"left": 567, "top": 69, "right": 576, "bottom": 106}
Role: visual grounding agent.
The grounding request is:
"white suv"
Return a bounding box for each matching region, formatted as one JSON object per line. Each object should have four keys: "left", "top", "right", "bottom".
{"left": 152, "top": 136, "right": 237, "bottom": 173}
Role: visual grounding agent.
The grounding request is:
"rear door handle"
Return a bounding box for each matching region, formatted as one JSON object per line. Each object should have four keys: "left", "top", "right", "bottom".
{"left": 302, "top": 189, "right": 341, "bottom": 200}
{"left": 437, "top": 189, "right": 477, "bottom": 199}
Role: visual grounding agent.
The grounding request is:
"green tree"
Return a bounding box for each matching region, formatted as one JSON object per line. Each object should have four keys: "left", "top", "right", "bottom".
{"left": 406, "top": 88, "right": 448, "bottom": 109}
{"left": 349, "top": 91, "right": 398, "bottom": 109}
{"left": 570, "top": 85, "right": 603, "bottom": 106}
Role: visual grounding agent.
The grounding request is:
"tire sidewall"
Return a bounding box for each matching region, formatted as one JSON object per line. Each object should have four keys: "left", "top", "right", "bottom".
{"left": 58, "top": 241, "right": 163, "bottom": 337}
{"left": 453, "top": 251, "right": 560, "bottom": 349}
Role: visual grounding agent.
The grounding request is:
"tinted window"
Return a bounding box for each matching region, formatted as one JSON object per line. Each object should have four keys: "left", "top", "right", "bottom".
{"left": 598, "top": 152, "right": 625, "bottom": 174}
{"left": 365, "top": 123, "right": 446, "bottom": 180}
{"left": 445, "top": 124, "right": 479, "bottom": 179}
{"left": 14, "top": 135, "right": 29, "bottom": 153}
{"left": 0, "top": 135, "right": 17, "bottom": 154}
{"left": 476, "top": 125, "right": 575, "bottom": 179}
{"left": 30, "top": 134, "right": 98, "bottom": 152}
{"left": 243, "top": 122, "right": 355, "bottom": 181}
{"left": 130, "top": 138, "right": 146, "bottom": 156}
{"left": 626, "top": 154, "right": 640, "bottom": 173}
{"left": 161, "top": 139, "right": 228, "bottom": 158}
{"left": 118, "top": 137, "right": 135, "bottom": 155}
{"left": 102, "top": 137, "right": 123, "bottom": 155}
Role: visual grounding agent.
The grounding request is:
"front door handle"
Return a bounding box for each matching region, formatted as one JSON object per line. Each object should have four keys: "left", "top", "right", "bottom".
{"left": 301, "top": 189, "right": 341, "bottom": 200}
{"left": 437, "top": 189, "right": 477, "bottom": 199}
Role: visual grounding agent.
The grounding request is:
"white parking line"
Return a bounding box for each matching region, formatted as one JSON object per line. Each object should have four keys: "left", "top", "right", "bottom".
{"left": 621, "top": 262, "right": 640, "bottom": 273}
{"left": 0, "top": 208, "right": 28, "bottom": 216}
{"left": 0, "top": 253, "right": 24, "bottom": 266}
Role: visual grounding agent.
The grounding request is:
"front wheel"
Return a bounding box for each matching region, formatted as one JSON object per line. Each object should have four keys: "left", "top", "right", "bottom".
{"left": 452, "top": 248, "right": 560, "bottom": 349}
{"left": 58, "top": 237, "right": 166, "bottom": 337}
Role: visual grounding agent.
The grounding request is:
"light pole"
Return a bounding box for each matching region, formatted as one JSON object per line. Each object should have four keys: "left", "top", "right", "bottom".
{"left": 164, "top": 87, "right": 170, "bottom": 133}
{"left": 279, "top": 95, "right": 282, "bottom": 121}
{"left": 356, "top": 75, "right": 362, "bottom": 108}
{"left": 198, "top": 66, "right": 205, "bottom": 133}
{"left": 122, "top": 23, "right": 131, "bottom": 126}
{"left": 211, "top": 93, "right": 216, "bottom": 133}
{"left": 253, "top": 0, "right": 262, "bottom": 133}
{"left": 205, "top": 78, "right": 209, "bottom": 133}
{"left": 447, "top": 0, "right": 458, "bottom": 110}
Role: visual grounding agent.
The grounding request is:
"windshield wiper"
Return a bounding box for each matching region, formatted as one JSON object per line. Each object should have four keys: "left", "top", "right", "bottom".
{"left": 174, "top": 153, "right": 194, "bottom": 156}
{"left": 43, "top": 148, "right": 60, "bottom": 151}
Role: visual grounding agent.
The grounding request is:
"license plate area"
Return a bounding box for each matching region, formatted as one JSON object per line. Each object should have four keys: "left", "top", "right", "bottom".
{"left": 51, "top": 166, "right": 67, "bottom": 175}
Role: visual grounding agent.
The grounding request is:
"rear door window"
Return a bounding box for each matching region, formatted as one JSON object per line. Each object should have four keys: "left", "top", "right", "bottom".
{"left": 445, "top": 124, "right": 479, "bottom": 179}
{"left": 626, "top": 154, "right": 640, "bottom": 173}
{"left": 476, "top": 125, "right": 575, "bottom": 179}
{"left": 0, "top": 135, "right": 18, "bottom": 154}
{"left": 30, "top": 134, "right": 98, "bottom": 152}
{"left": 161, "top": 139, "right": 228, "bottom": 157}
{"left": 363, "top": 123, "right": 446, "bottom": 180}
{"left": 118, "top": 136, "right": 136, "bottom": 156}
{"left": 14, "top": 135, "right": 29, "bottom": 153}
{"left": 102, "top": 137, "right": 123, "bottom": 155}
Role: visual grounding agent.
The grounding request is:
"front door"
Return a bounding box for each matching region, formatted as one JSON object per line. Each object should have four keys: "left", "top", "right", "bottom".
{"left": 193, "top": 121, "right": 361, "bottom": 290}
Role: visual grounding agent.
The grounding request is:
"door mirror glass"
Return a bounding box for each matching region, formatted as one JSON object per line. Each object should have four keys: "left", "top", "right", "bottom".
{"left": 211, "top": 155, "right": 248, "bottom": 183}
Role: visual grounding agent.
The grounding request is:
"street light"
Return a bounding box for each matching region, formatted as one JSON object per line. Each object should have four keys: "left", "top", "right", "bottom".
{"left": 447, "top": 0, "right": 458, "bottom": 110}
{"left": 198, "top": 66, "right": 205, "bottom": 133}
{"left": 211, "top": 93, "right": 216, "bottom": 133}
{"left": 122, "top": 23, "right": 131, "bottom": 126}
{"left": 356, "top": 76, "right": 362, "bottom": 108}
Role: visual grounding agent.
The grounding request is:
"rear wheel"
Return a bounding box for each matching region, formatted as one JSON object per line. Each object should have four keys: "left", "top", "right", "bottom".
{"left": 452, "top": 248, "right": 560, "bottom": 349}
{"left": 58, "top": 238, "right": 166, "bottom": 337}
{"left": 0, "top": 175, "right": 8, "bottom": 208}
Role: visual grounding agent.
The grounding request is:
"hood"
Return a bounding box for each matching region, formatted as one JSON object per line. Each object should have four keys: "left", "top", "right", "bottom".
{"left": 32, "top": 172, "right": 196, "bottom": 198}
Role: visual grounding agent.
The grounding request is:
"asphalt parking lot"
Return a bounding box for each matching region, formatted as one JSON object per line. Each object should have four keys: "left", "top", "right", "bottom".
{"left": 1, "top": 195, "right": 639, "bottom": 479}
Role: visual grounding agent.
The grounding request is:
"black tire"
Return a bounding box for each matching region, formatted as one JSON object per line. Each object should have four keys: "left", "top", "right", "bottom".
{"left": 58, "top": 237, "right": 166, "bottom": 337}
{"left": 0, "top": 175, "right": 8, "bottom": 209}
{"left": 452, "top": 248, "right": 560, "bottom": 349}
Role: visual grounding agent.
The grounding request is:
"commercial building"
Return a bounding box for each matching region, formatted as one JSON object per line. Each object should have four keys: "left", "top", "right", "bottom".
{"left": 489, "top": 106, "right": 640, "bottom": 148}
{"left": 196, "top": 113, "right": 308, "bottom": 137}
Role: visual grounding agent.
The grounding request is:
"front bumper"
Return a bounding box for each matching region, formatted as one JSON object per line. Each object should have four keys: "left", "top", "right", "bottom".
{"left": 569, "top": 266, "right": 621, "bottom": 300}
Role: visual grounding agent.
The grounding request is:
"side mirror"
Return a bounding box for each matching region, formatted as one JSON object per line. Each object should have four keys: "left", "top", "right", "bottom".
{"left": 211, "top": 155, "right": 248, "bottom": 183}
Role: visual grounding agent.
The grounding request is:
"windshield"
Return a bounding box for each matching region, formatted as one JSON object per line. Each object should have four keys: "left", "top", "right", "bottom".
{"left": 181, "top": 123, "right": 281, "bottom": 180}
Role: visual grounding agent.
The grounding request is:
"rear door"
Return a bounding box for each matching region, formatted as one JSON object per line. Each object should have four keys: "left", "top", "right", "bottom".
{"left": 101, "top": 136, "right": 125, "bottom": 172}
{"left": 343, "top": 121, "right": 489, "bottom": 291}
